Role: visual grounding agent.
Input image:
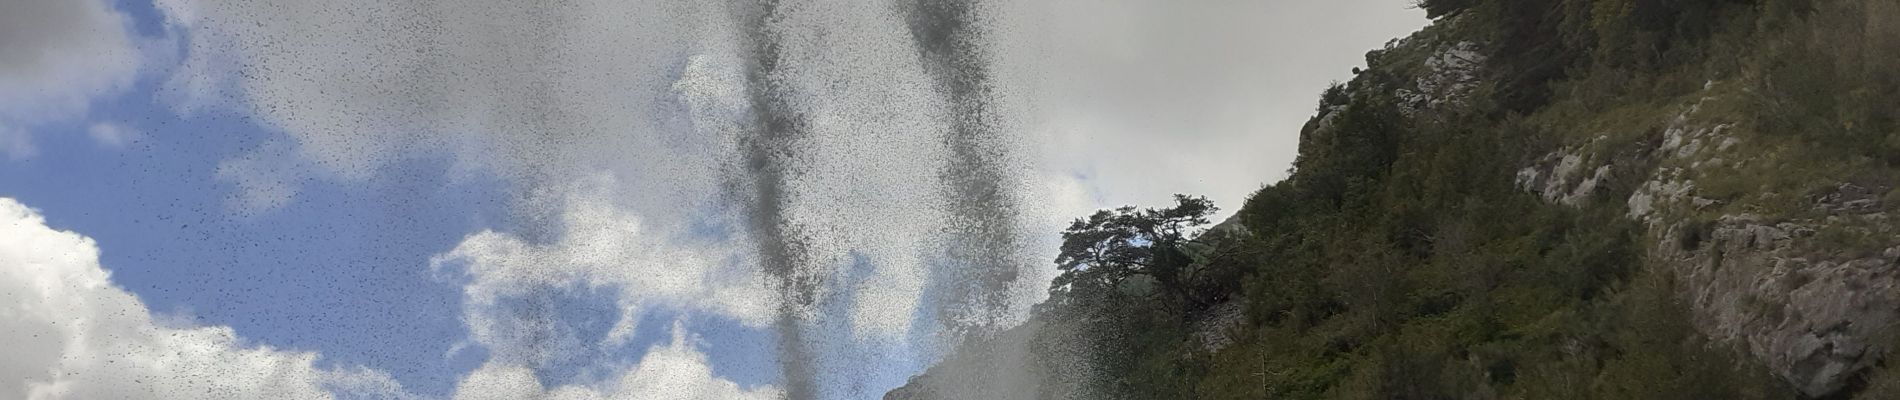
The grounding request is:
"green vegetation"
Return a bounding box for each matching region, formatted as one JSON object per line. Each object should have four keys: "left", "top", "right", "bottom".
{"left": 893, "top": 0, "right": 1900, "bottom": 398}
{"left": 1047, "top": 195, "right": 1220, "bottom": 313}
{"left": 1033, "top": 84, "right": 1791, "bottom": 398}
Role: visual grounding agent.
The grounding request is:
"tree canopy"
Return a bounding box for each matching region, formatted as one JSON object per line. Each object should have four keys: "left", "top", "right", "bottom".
{"left": 1048, "top": 194, "right": 1216, "bottom": 307}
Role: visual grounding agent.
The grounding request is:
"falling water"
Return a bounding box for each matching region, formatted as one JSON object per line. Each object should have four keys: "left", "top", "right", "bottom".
{"left": 731, "top": 0, "right": 822, "bottom": 397}
{"left": 899, "top": 0, "right": 1027, "bottom": 336}
{"left": 1, "top": 0, "right": 1450, "bottom": 398}
{"left": 729, "top": 0, "right": 1033, "bottom": 397}
{"left": 149, "top": 0, "right": 1074, "bottom": 396}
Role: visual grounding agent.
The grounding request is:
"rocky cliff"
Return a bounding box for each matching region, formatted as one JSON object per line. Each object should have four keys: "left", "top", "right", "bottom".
{"left": 891, "top": 1, "right": 1900, "bottom": 398}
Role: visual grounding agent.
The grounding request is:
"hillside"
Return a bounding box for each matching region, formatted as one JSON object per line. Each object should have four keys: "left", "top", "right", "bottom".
{"left": 889, "top": 0, "right": 1900, "bottom": 398}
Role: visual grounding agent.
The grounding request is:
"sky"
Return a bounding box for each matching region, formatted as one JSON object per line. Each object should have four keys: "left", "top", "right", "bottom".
{"left": 0, "top": 0, "right": 1425, "bottom": 398}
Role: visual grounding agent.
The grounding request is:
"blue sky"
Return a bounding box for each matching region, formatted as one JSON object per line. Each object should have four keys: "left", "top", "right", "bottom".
{"left": 0, "top": 1, "right": 792, "bottom": 396}
{"left": 0, "top": 0, "right": 1422, "bottom": 398}
{"left": 1, "top": 55, "right": 794, "bottom": 400}
{"left": 4, "top": 10, "right": 497, "bottom": 396}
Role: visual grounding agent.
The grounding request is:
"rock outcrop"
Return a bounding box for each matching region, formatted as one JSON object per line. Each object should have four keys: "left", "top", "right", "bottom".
{"left": 1515, "top": 85, "right": 1900, "bottom": 397}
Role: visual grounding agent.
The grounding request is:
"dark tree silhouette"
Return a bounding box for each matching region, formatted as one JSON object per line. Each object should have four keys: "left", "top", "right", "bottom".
{"left": 1049, "top": 194, "right": 1216, "bottom": 308}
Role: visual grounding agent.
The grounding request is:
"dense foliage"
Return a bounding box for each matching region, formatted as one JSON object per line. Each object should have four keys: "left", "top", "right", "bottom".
{"left": 894, "top": 0, "right": 1900, "bottom": 398}
{"left": 1048, "top": 195, "right": 1218, "bottom": 311}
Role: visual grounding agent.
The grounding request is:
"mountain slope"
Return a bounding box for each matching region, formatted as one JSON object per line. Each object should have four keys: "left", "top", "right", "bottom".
{"left": 891, "top": 0, "right": 1900, "bottom": 398}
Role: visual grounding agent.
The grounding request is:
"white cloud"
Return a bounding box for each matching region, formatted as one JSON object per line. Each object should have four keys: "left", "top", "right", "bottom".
{"left": 431, "top": 175, "right": 776, "bottom": 359}
{"left": 159, "top": 0, "right": 995, "bottom": 339}
{"left": 155, "top": 0, "right": 709, "bottom": 181}
{"left": 0, "top": 0, "right": 144, "bottom": 159}
{"left": 87, "top": 122, "right": 140, "bottom": 149}
{"left": 0, "top": 0, "right": 152, "bottom": 159}
{"left": 214, "top": 141, "right": 307, "bottom": 215}
{"left": 0, "top": 194, "right": 784, "bottom": 400}
{"left": 151, "top": 0, "right": 1430, "bottom": 240}
{"left": 0, "top": 0, "right": 141, "bottom": 117}
{"left": 157, "top": 0, "right": 746, "bottom": 223}
{"left": 991, "top": 0, "right": 1426, "bottom": 215}
{"left": 0, "top": 198, "right": 398, "bottom": 399}
{"left": 427, "top": 176, "right": 784, "bottom": 397}
{"left": 451, "top": 322, "right": 780, "bottom": 400}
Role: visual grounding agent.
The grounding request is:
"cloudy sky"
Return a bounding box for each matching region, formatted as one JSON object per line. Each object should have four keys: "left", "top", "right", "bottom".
{"left": 0, "top": 0, "right": 1423, "bottom": 398}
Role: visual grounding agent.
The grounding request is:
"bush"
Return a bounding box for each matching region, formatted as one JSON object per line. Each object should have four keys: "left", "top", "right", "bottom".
{"left": 1417, "top": 0, "right": 1478, "bottom": 19}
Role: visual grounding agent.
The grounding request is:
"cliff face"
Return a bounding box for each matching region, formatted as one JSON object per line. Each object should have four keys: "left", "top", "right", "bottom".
{"left": 1440, "top": 5, "right": 1900, "bottom": 389}
{"left": 1519, "top": 86, "right": 1900, "bottom": 396}
{"left": 892, "top": 1, "right": 1900, "bottom": 398}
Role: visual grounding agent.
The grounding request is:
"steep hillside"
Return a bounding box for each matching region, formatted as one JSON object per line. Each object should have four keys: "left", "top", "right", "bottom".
{"left": 891, "top": 0, "right": 1900, "bottom": 398}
